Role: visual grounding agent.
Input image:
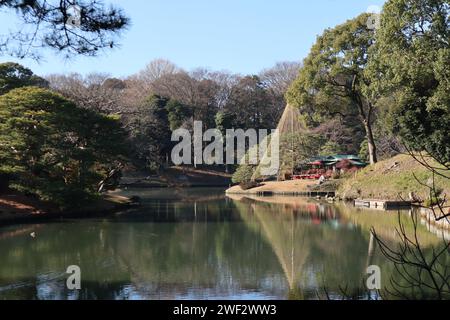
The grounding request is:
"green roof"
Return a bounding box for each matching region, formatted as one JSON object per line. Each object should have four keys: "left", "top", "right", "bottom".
{"left": 326, "top": 154, "right": 361, "bottom": 161}
{"left": 307, "top": 155, "right": 367, "bottom": 166}
{"left": 349, "top": 160, "right": 367, "bottom": 167}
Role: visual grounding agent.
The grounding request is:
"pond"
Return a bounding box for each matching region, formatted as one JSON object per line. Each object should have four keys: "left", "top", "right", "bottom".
{"left": 0, "top": 188, "right": 445, "bottom": 300}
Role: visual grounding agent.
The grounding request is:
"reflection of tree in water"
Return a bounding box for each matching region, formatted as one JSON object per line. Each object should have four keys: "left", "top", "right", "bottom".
{"left": 0, "top": 223, "right": 132, "bottom": 299}
{"left": 0, "top": 195, "right": 445, "bottom": 300}
{"left": 0, "top": 205, "right": 286, "bottom": 300}
{"left": 231, "top": 197, "right": 371, "bottom": 299}
{"left": 109, "top": 217, "right": 284, "bottom": 298}
{"left": 238, "top": 201, "right": 311, "bottom": 298}
{"left": 95, "top": 199, "right": 287, "bottom": 298}
{"left": 335, "top": 203, "right": 442, "bottom": 247}
{"left": 232, "top": 197, "right": 447, "bottom": 300}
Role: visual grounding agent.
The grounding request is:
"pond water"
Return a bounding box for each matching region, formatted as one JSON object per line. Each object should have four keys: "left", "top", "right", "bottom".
{"left": 0, "top": 188, "right": 445, "bottom": 300}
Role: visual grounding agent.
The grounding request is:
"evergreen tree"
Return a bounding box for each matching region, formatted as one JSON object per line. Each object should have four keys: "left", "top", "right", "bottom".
{"left": 0, "top": 87, "right": 127, "bottom": 208}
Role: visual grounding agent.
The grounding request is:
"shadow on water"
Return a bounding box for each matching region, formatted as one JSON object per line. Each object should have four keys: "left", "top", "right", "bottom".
{"left": 0, "top": 188, "right": 445, "bottom": 300}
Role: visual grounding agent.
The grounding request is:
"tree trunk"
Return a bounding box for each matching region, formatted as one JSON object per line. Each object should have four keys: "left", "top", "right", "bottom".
{"left": 354, "top": 91, "right": 377, "bottom": 165}
{"left": 364, "top": 120, "right": 377, "bottom": 165}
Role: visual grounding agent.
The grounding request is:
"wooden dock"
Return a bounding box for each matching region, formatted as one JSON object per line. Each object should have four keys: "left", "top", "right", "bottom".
{"left": 354, "top": 199, "right": 412, "bottom": 210}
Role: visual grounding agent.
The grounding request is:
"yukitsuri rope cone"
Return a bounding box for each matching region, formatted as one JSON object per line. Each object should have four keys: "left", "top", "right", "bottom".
{"left": 251, "top": 104, "right": 307, "bottom": 181}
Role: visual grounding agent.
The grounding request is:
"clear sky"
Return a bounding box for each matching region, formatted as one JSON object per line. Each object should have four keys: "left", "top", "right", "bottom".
{"left": 0, "top": 0, "right": 386, "bottom": 78}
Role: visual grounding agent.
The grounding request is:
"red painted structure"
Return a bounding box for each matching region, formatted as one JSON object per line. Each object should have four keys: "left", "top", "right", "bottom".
{"left": 292, "top": 155, "right": 367, "bottom": 180}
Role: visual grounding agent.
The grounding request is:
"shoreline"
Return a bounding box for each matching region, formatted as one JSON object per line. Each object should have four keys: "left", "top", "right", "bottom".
{"left": 225, "top": 180, "right": 338, "bottom": 196}
{"left": 0, "top": 193, "right": 139, "bottom": 227}
{"left": 120, "top": 166, "right": 232, "bottom": 189}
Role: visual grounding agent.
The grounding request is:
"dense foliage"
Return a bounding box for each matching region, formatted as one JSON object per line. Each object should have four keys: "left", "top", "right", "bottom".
{"left": 232, "top": 164, "right": 256, "bottom": 185}
{"left": 0, "top": 87, "right": 127, "bottom": 208}
{"left": 126, "top": 95, "right": 173, "bottom": 172}
{"left": 287, "top": 13, "right": 379, "bottom": 164}
{"left": 287, "top": 0, "right": 449, "bottom": 168}
{"left": 368, "top": 0, "right": 450, "bottom": 166}
{"left": 0, "top": 62, "right": 48, "bottom": 95}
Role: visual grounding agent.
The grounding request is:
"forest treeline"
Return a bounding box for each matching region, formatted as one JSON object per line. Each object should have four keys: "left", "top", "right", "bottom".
{"left": 46, "top": 60, "right": 303, "bottom": 172}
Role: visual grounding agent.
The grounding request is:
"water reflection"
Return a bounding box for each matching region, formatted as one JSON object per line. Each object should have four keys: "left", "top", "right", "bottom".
{"left": 0, "top": 189, "right": 444, "bottom": 300}
{"left": 230, "top": 195, "right": 447, "bottom": 299}
{"left": 230, "top": 196, "right": 376, "bottom": 299}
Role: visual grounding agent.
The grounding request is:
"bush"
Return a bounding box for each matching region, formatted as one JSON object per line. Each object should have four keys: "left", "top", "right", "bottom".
{"left": 232, "top": 164, "right": 255, "bottom": 184}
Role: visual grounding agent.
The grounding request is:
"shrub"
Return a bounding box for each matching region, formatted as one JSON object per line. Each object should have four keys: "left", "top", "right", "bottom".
{"left": 232, "top": 164, "right": 255, "bottom": 184}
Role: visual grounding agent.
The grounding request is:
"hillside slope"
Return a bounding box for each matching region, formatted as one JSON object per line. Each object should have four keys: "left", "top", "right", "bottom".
{"left": 338, "top": 154, "right": 450, "bottom": 201}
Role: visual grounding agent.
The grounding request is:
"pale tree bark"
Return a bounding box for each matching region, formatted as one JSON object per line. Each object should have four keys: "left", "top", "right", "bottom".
{"left": 364, "top": 102, "right": 377, "bottom": 165}
{"left": 352, "top": 78, "right": 378, "bottom": 165}
{"left": 364, "top": 119, "right": 378, "bottom": 165}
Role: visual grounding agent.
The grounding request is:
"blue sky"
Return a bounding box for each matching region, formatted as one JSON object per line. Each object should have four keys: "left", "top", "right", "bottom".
{"left": 0, "top": 0, "right": 385, "bottom": 78}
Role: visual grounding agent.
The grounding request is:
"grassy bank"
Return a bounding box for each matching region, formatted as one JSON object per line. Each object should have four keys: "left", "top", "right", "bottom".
{"left": 226, "top": 154, "right": 449, "bottom": 203}
{"left": 338, "top": 154, "right": 450, "bottom": 202}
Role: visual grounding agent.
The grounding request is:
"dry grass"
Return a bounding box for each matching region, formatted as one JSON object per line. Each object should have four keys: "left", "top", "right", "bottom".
{"left": 338, "top": 154, "right": 450, "bottom": 201}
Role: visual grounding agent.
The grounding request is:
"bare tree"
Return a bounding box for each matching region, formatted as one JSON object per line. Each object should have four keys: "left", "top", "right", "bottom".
{"left": 386, "top": 140, "right": 450, "bottom": 223}
{"left": 208, "top": 71, "right": 239, "bottom": 109}
{"left": 371, "top": 213, "right": 450, "bottom": 300}
{"left": 47, "top": 72, "right": 125, "bottom": 114}
{"left": 120, "top": 76, "right": 150, "bottom": 112}
{"left": 260, "top": 61, "right": 302, "bottom": 96}
{"left": 148, "top": 69, "right": 224, "bottom": 128}
{"left": 124, "top": 62, "right": 299, "bottom": 136}
{"left": 149, "top": 71, "right": 194, "bottom": 104}
{"left": 258, "top": 61, "right": 302, "bottom": 129}
{"left": 312, "top": 118, "right": 363, "bottom": 155}
{"left": 224, "top": 75, "right": 281, "bottom": 130}
{"left": 137, "top": 59, "right": 180, "bottom": 86}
